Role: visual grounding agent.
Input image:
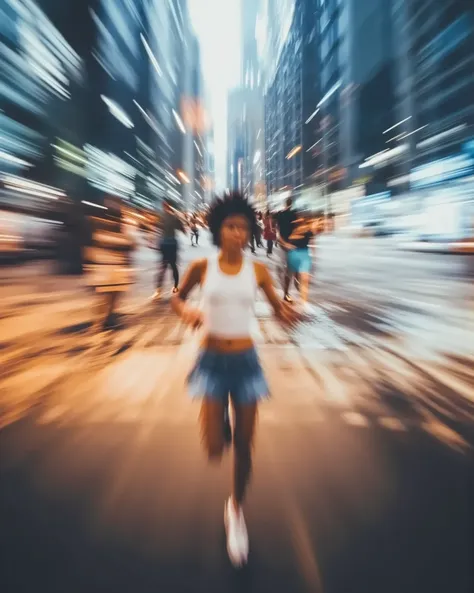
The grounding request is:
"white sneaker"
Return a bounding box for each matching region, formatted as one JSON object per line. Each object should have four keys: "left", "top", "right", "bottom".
{"left": 224, "top": 498, "right": 249, "bottom": 567}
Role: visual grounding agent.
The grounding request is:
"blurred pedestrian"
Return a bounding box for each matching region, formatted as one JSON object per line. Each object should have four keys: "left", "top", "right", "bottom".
{"left": 280, "top": 215, "right": 316, "bottom": 311}
{"left": 276, "top": 197, "right": 298, "bottom": 302}
{"left": 85, "top": 197, "right": 135, "bottom": 331}
{"left": 171, "top": 192, "right": 300, "bottom": 567}
{"left": 256, "top": 212, "right": 264, "bottom": 247}
{"left": 263, "top": 210, "right": 276, "bottom": 257}
{"left": 56, "top": 198, "right": 88, "bottom": 275}
{"left": 190, "top": 214, "right": 199, "bottom": 247}
{"left": 250, "top": 212, "right": 264, "bottom": 253}
{"left": 153, "top": 200, "right": 185, "bottom": 300}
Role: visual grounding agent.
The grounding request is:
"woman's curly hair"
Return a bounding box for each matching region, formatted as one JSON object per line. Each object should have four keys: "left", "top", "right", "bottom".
{"left": 207, "top": 192, "right": 257, "bottom": 246}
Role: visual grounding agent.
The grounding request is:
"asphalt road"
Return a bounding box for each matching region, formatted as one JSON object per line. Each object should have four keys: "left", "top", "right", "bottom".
{"left": 0, "top": 234, "right": 473, "bottom": 593}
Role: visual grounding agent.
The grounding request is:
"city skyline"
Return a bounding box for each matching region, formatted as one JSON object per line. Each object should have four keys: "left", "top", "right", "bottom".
{"left": 189, "top": 0, "right": 242, "bottom": 192}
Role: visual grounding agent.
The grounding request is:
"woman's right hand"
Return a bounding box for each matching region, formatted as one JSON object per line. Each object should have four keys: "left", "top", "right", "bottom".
{"left": 181, "top": 306, "right": 204, "bottom": 330}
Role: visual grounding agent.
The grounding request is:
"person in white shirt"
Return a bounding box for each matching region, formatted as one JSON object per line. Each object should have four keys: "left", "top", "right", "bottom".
{"left": 171, "top": 193, "right": 299, "bottom": 567}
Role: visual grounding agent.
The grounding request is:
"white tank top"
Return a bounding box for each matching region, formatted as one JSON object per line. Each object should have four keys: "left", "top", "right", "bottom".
{"left": 202, "top": 253, "right": 257, "bottom": 338}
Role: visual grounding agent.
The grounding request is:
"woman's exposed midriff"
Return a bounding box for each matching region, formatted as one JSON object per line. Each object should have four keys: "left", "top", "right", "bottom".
{"left": 202, "top": 335, "right": 254, "bottom": 354}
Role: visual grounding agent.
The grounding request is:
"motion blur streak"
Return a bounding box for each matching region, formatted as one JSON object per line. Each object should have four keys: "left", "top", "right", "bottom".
{"left": 0, "top": 0, "right": 473, "bottom": 592}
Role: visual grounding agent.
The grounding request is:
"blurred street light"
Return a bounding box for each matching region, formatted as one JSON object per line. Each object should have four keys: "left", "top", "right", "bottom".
{"left": 286, "top": 145, "right": 302, "bottom": 160}
{"left": 177, "top": 170, "right": 190, "bottom": 184}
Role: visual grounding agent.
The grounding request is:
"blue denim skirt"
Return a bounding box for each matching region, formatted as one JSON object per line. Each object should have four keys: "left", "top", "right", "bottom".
{"left": 187, "top": 347, "right": 269, "bottom": 404}
{"left": 287, "top": 248, "right": 312, "bottom": 273}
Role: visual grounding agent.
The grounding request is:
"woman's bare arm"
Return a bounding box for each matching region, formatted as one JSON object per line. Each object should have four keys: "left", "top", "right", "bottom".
{"left": 254, "top": 262, "right": 300, "bottom": 326}
{"left": 171, "top": 258, "right": 206, "bottom": 318}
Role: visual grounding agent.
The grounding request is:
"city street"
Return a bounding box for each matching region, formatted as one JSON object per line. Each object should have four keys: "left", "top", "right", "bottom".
{"left": 1, "top": 235, "right": 473, "bottom": 593}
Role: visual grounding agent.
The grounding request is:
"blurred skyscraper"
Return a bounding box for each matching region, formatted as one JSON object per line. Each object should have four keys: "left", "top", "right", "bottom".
{"left": 340, "top": 0, "right": 397, "bottom": 193}
{"left": 0, "top": 0, "right": 84, "bottom": 206}
{"left": 226, "top": 88, "right": 246, "bottom": 193}
{"left": 204, "top": 124, "right": 215, "bottom": 203}
{"left": 264, "top": 0, "right": 320, "bottom": 210}
{"left": 225, "top": 0, "right": 266, "bottom": 210}
{"left": 189, "top": 33, "right": 206, "bottom": 210}
{"left": 264, "top": 0, "right": 396, "bottom": 212}
{"left": 0, "top": 0, "right": 206, "bottom": 212}
{"left": 262, "top": 0, "right": 473, "bottom": 224}
{"left": 390, "top": 0, "right": 474, "bottom": 193}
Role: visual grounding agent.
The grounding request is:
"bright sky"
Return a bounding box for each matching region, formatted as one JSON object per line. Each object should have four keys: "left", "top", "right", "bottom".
{"left": 189, "top": 0, "right": 242, "bottom": 191}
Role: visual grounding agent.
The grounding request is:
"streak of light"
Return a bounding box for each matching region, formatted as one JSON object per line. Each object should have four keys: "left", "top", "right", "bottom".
{"left": 305, "top": 108, "right": 320, "bottom": 124}
{"left": 101, "top": 95, "right": 134, "bottom": 129}
{"left": 140, "top": 33, "right": 162, "bottom": 77}
{"left": 386, "top": 130, "right": 409, "bottom": 143}
{"left": 52, "top": 145, "right": 86, "bottom": 164}
{"left": 81, "top": 200, "right": 108, "bottom": 210}
{"left": 173, "top": 109, "right": 186, "bottom": 134}
{"left": 397, "top": 125, "right": 428, "bottom": 141}
{"left": 177, "top": 169, "right": 190, "bottom": 183}
{"left": 3, "top": 175, "right": 64, "bottom": 196}
{"left": 4, "top": 185, "right": 59, "bottom": 199}
{"left": 383, "top": 116, "right": 412, "bottom": 134}
{"left": 0, "top": 150, "right": 32, "bottom": 167}
{"left": 286, "top": 145, "right": 302, "bottom": 160}
{"left": 317, "top": 80, "right": 342, "bottom": 108}
{"left": 306, "top": 138, "right": 322, "bottom": 152}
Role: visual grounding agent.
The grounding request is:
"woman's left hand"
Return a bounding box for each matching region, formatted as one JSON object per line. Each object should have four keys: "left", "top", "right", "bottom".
{"left": 275, "top": 300, "right": 302, "bottom": 327}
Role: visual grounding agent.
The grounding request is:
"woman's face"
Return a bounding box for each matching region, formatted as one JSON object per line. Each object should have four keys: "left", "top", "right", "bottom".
{"left": 220, "top": 214, "right": 250, "bottom": 251}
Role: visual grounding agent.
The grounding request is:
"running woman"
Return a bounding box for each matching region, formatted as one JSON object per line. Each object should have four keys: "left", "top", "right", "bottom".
{"left": 171, "top": 193, "right": 299, "bottom": 567}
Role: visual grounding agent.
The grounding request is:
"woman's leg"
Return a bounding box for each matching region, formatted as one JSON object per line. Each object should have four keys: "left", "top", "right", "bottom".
{"left": 223, "top": 396, "right": 232, "bottom": 445}
{"left": 284, "top": 261, "right": 294, "bottom": 301}
{"left": 171, "top": 261, "right": 179, "bottom": 289}
{"left": 168, "top": 244, "right": 179, "bottom": 289}
{"left": 157, "top": 249, "right": 169, "bottom": 290}
{"left": 231, "top": 402, "right": 258, "bottom": 509}
{"left": 199, "top": 399, "right": 226, "bottom": 462}
{"left": 299, "top": 272, "right": 310, "bottom": 304}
